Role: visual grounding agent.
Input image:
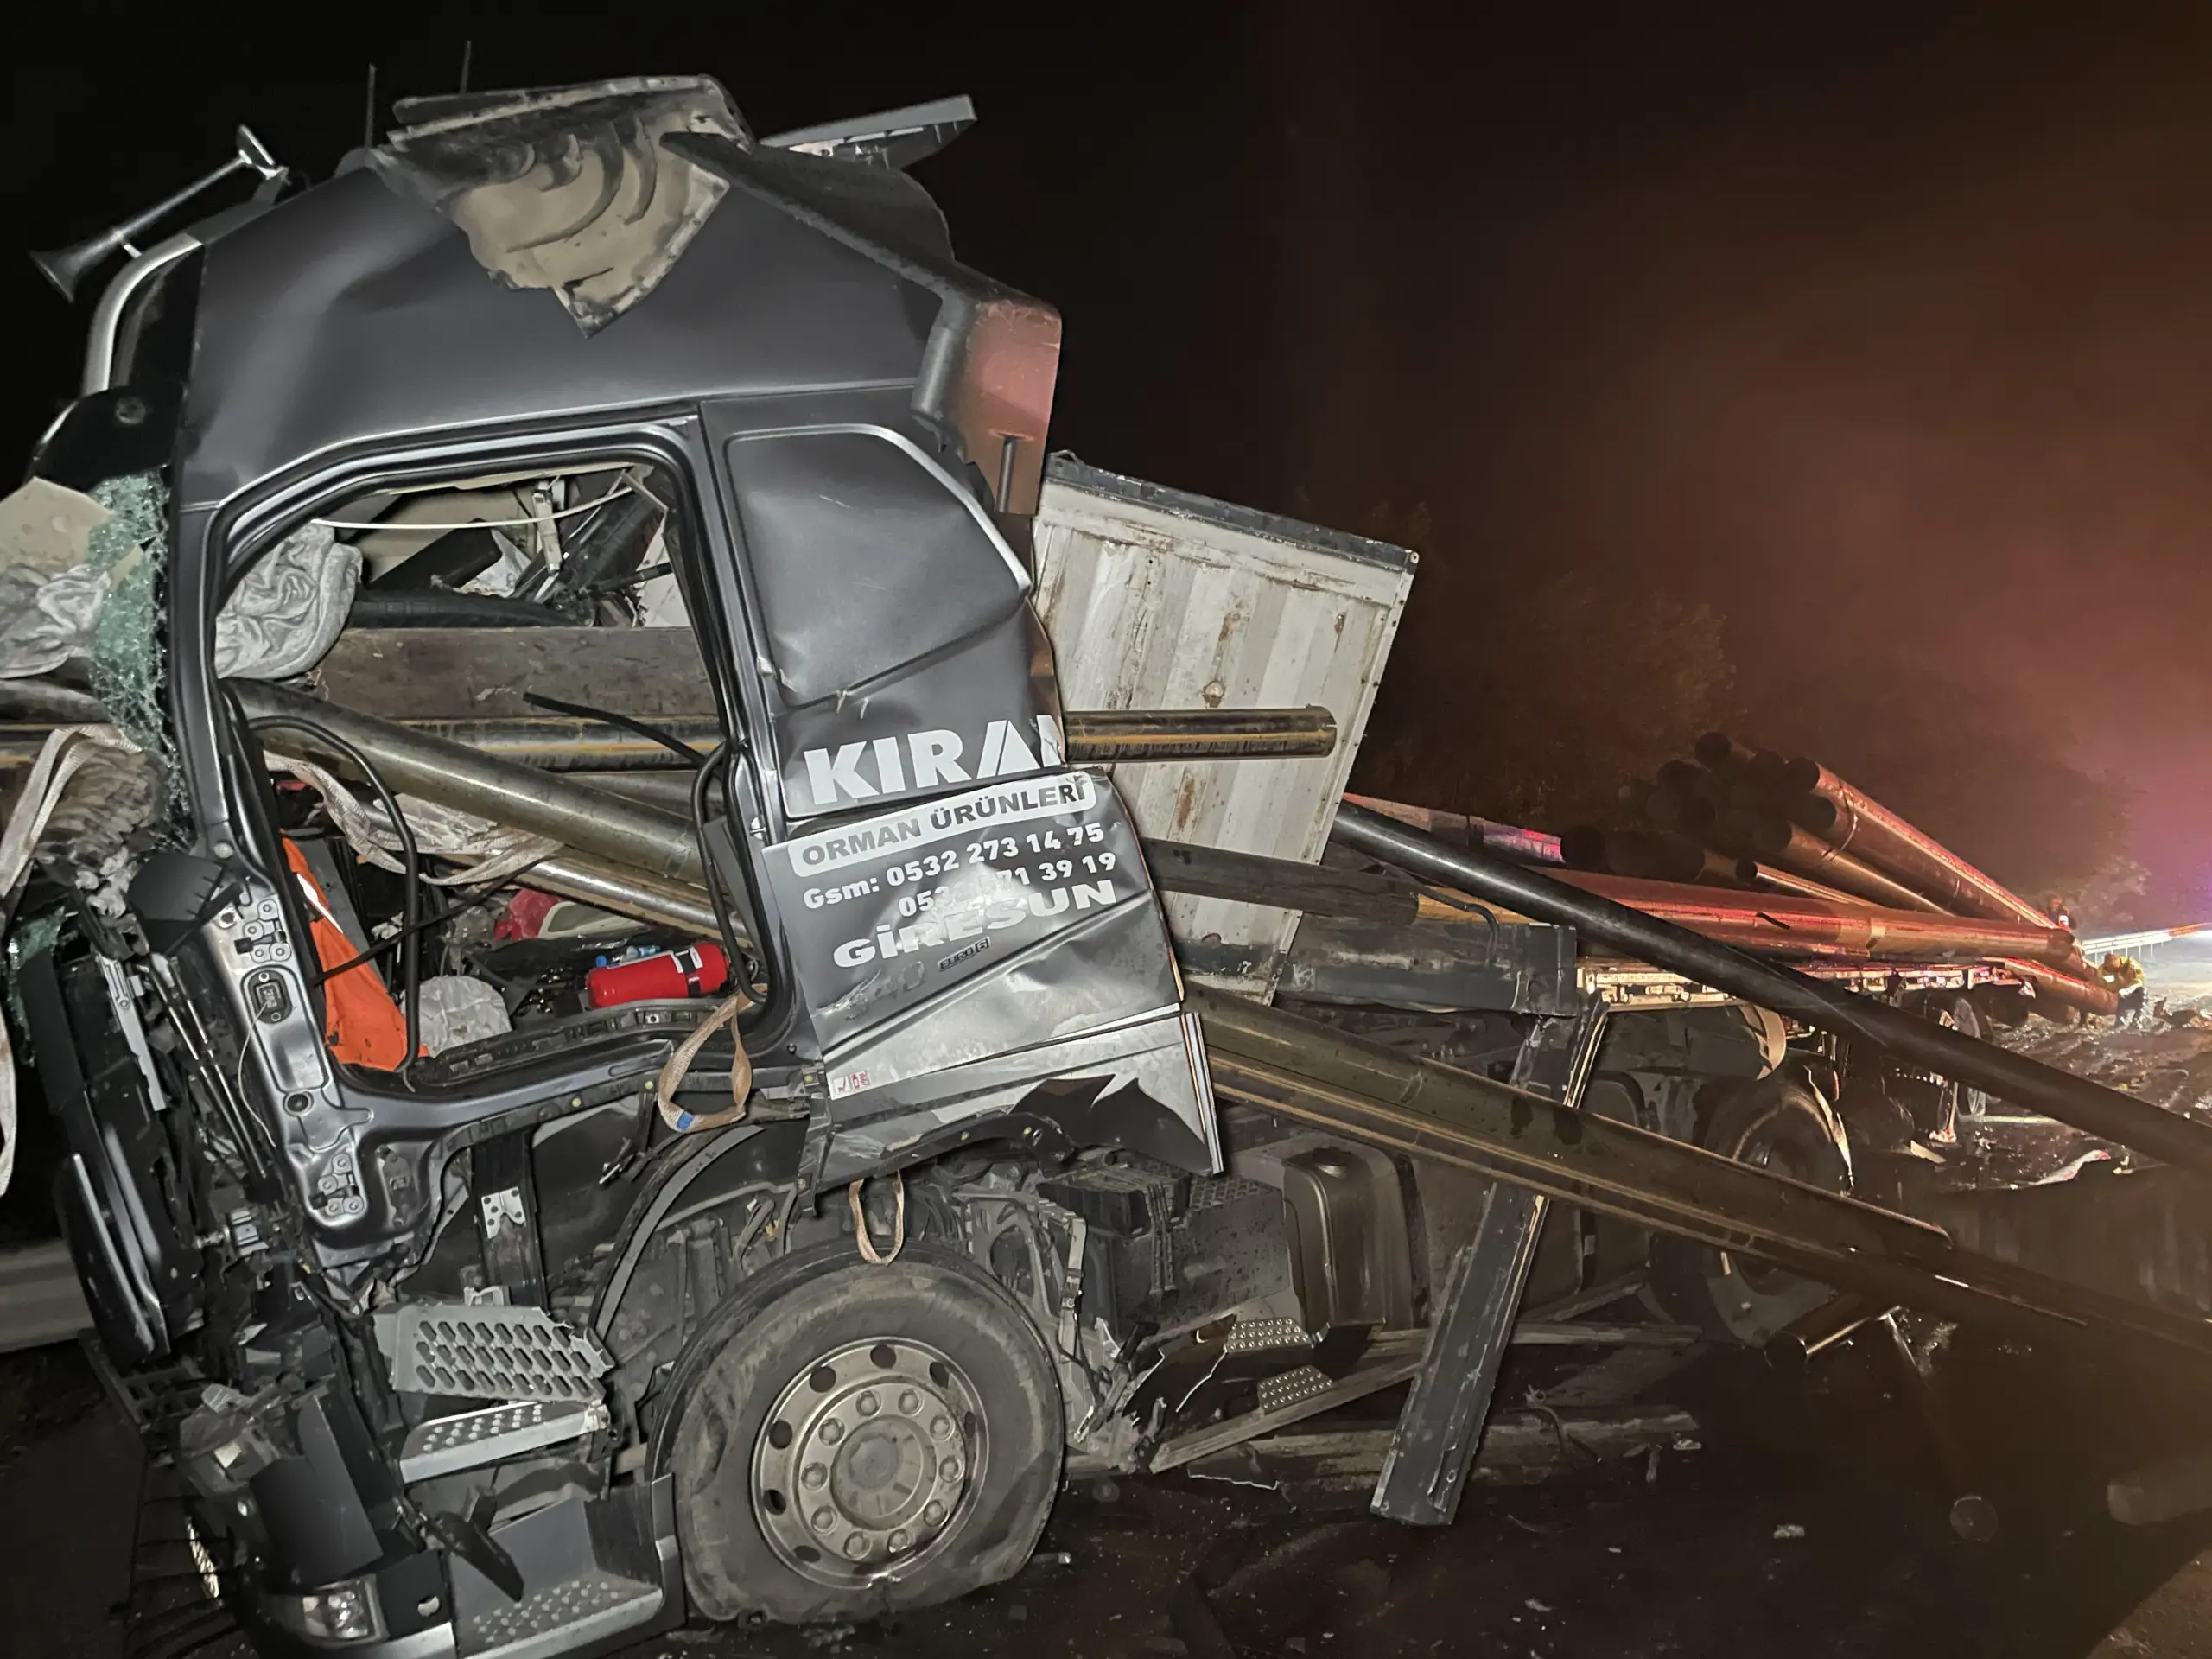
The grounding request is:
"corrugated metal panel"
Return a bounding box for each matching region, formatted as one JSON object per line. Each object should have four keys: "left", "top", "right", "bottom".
{"left": 1032, "top": 456, "right": 1416, "bottom": 996}
{"left": 1922, "top": 1166, "right": 2212, "bottom": 1319}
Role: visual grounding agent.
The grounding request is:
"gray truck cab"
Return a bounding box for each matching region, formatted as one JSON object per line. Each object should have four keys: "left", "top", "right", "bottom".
{"left": 13, "top": 80, "right": 1229, "bottom": 1656}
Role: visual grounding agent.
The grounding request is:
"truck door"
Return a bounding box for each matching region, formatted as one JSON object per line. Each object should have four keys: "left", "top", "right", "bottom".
{"left": 702, "top": 391, "right": 1201, "bottom": 1165}
{"left": 702, "top": 391, "right": 1064, "bottom": 830}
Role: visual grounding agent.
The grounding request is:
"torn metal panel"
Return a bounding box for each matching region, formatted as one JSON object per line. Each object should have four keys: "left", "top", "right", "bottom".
{"left": 371, "top": 77, "right": 747, "bottom": 334}
{"left": 815, "top": 1007, "right": 1216, "bottom": 1189}
{"left": 763, "top": 95, "right": 977, "bottom": 170}
{"left": 1919, "top": 1167, "right": 2212, "bottom": 1320}
{"left": 179, "top": 162, "right": 932, "bottom": 516}
{"left": 722, "top": 423, "right": 1030, "bottom": 709}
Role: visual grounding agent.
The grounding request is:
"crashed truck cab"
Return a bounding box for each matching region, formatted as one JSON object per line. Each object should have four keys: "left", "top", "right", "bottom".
{"left": 14, "top": 80, "right": 1217, "bottom": 1654}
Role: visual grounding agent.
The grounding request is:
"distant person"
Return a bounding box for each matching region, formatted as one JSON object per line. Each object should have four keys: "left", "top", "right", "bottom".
{"left": 2100, "top": 952, "right": 2148, "bottom": 1024}
{"left": 2047, "top": 893, "right": 2076, "bottom": 931}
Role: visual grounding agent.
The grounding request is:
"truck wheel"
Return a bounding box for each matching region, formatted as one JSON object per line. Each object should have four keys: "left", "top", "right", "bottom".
{"left": 1648, "top": 1075, "right": 1853, "bottom": 1346}
{"left": 1936, "top": 993, "right": 1993, "bottom": 1121}
{"left": 661, "top": 1243, "right": 1063, "bottom": 1624}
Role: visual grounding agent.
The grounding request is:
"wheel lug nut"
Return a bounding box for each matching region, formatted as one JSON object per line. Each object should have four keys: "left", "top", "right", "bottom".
{"left": 889, "top": 1529, "right": 911, "bottom": 1551}
{"left": 843, "top": 1532, "right": 871, "bottom": 1560}
{"left": 939, "top": 1458, "right": 963, "bottom": 1481}
{"left": 801, "top": 1463, "right": 829, "bottom": 1489}
{"left": 857, "top": 1391, "right": 880, "bottom": 1417}
{"left": 898, "top": 1389, "right": 921, "bottom": 1414}
{"left": 812, "top": 1508, "right": 836, "bottom": 1534}
{"left": 820, "top": 1419, "right": 845, "bottom": 1445}
{"left": 923, "top": 1500, "right": 946, "bottom": 1526}
{"left": 929, "top": 1415, "right": 953, "bottom": 1440}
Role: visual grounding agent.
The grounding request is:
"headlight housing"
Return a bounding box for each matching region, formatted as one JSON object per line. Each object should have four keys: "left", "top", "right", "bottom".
{"left": 272, "top": 1576, "right": 385, "bottom": 1644}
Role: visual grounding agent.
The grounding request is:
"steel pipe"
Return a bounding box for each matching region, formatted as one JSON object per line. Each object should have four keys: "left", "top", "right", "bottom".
{"left": 1151, "top": 836, "right": 2073, "bottom": 968}
{"left": 1733, "top": 858, "right": 1862, "bottom": 906}
{"left": 1330, "top": 800, "right": 2212, "bottom": 1182}
{"left": 395, "top": 715, "right": 721, "bottom": 771}
{"left": 232, "top": 683, "right": 705, "bottom": 883}
{"left": 1764, "top": 1294, "right": 1885, "bottom": 1371}
{"left": 1643, "top": 784, "right": 1717, "bottom": 839}
{"left": 1066, "top": 706, "right": 1336, "bottom": 761}
{"left": 570, "top": 772, "right": 705, "bottom": 807}
{"left": 1550, "top": 870, "right": 2079, "bottom": 965}
{"left": 0, "top": 682, "right": 104, "bottom": 724}
{"left": 1694, "top": 731, "right": 1761, "bottom": 771}
{"left": 1564, "top": 830, "right": 1740, "bottom": 887}
{"left": 1143, "top": 838, "right": 1481, "bottom": 929}
{"left": 1999, "top": 956, "right": 2121, "bottom": 1019}
{"left": 1770, "top": 756, "right": 2050, "bottom": 928}
{"left": 0, "top": 727, "right": 55, "bottom": 769}
{"left": 1341, "top": 796, "right": 1564, "bottom": 866}
{"left": 1726, "top": 809, "right": 1948, "bottom": 915}
{"left": 528, "top": 854, "right": 722, "bottom": 937}
{"left": 2, "top": 706, "right": 1339, "bottom": 774}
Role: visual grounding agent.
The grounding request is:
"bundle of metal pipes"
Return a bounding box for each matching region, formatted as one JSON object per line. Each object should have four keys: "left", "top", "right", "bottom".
{"left": 1554, "top": 732, "right": 2113, "bottom": 1014}
{"left": 211, "top": 684, "right": 1341, "bottom": 940}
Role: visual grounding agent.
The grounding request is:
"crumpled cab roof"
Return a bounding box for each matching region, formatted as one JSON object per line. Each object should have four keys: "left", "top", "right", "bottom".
{"left": 180, "top": 80, "right": 959, "bottom": 513}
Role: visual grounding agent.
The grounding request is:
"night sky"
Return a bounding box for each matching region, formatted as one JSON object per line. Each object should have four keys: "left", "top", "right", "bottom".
{"left": 10, "top": 6, "right": 2212, "bottom": 908}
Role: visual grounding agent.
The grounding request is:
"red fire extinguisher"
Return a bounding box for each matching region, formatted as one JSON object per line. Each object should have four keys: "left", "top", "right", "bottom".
{"left": 585, "top": 942, "right": 731, "bottom": 1009}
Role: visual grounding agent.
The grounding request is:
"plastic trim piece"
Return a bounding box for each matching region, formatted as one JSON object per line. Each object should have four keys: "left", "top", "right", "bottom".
{"left": 82, "top": 232, "right": 200, "bottom": 395}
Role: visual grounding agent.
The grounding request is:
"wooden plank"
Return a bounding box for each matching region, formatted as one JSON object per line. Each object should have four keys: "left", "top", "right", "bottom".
{"left": 313, "top": 628, "right": 715, "bottom": 720}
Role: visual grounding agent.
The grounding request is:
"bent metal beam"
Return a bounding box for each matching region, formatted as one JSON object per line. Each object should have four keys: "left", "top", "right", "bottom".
{"left": 1330, "top": 801, "right": 2209, "bottom": 1179}
{"left": 1193, "top": 985, "right": 2212, "bottom": 1366}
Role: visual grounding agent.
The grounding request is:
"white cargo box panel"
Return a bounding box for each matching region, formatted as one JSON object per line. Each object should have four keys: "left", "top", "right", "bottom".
{"left": 1032, "top": 457, "right": 1416, "bottom": 997}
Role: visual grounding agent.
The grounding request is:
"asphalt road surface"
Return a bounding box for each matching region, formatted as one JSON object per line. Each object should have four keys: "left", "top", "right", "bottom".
{"left": 7, "top": 1321, "right": 2211, "bottom": 1659}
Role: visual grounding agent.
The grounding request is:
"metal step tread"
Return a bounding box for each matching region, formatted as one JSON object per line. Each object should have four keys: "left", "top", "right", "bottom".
{"left": 1149, "top": 1332, "right": 1426, "bottom": 1472}
{"left": 379, "top": 1302, "right": 612, "bottom": 1404}
{"left": 458, "top": 1569, "right": 660, "bottom": 1659}
{"left": 400, "top": 1399, "right": 609, "bottom": 1482}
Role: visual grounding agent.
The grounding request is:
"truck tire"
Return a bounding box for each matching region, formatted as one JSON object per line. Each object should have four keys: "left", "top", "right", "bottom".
{"left": 1647, "top": 1074, "right": 1853, "bottom": 1346}
{"left": 1936, "top": 992, "right": 1994, "bottom": 1122}
{"left": 660, "top": 1242, "right": 1063, "bottom": 1624}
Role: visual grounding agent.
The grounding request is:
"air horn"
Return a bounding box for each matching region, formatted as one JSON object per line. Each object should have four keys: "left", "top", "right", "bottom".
{"left": 31, "top": 125, "right": 284, "bottom": 302}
